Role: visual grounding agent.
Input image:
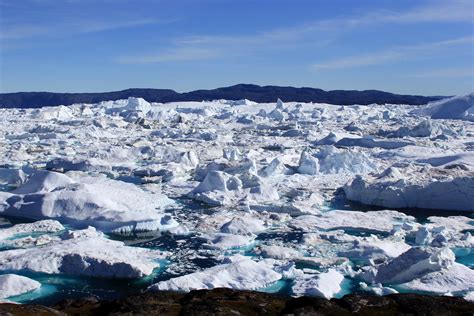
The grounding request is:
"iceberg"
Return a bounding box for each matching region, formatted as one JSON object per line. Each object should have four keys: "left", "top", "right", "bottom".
{"left": 344, "top": 165, "right": 474, "bottom": 211}
{"left": 292, "top": 269, "right": 345, "bottom": 299}
{"left": 0, "top": 170, "right": 177, "bottom": 233}
{"left": 413, "top": 93, "right": 474, "bottom": 121}
{"left": 148, "top": 255, "right": 281, "bottom": 292}
{"left": 0, "top": 274, "right": 41, "bottom": 299}
{"left": 398, "top": 262, "right": 474, "bottom": 294}
{"left": 0, "top": 227, "right": 164, "bottom": 278}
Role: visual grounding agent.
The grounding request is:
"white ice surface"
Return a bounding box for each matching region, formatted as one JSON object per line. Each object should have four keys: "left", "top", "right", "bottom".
{"left": 0, "top": 220, "right": 64, "bottom": 241}
{"left": 0, "top": 170, "right": 177, "bottom": 233}
{"left": 344, "top": 165, "right": 474, "bottom": 211}
{"left": 0, "top": 95, "right": 473, "bottom": 299}
{"left": 0, "top": 274, "right": 41, "bottom": 299}
{"left": 148, "top": 255, "right": 281, "bottom": 292}
{"left": 0, "top": 227, "right": 165, "bottom": 278}
{"left": 414, "top": 93, "right": 474, "bottom": 121}
{"left": 292, "top": 269, "right": 345, "bottom": 299}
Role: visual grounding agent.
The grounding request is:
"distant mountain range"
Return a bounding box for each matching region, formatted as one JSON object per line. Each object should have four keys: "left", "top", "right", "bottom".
{"left": 0, "top": 84, "right": 445, "bottom": 108}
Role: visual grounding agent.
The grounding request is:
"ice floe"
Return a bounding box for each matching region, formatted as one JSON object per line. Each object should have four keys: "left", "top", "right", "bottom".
{"left": 344, "top": 165, "right": 474, "bottom": 211}
{"left": 0, "top": 226, "right": 165, "bottom": 278}
{"left": 0, "top": 274, "right": 41, "bottom": 299}
{"left": 0, "top": 220, "right": 64, "bottom": 241}
{"left": 148, "top": 255, "right": 281, "bottom": 292}
{"left": 292, "top": 269, "right": 345, "bottom": 299}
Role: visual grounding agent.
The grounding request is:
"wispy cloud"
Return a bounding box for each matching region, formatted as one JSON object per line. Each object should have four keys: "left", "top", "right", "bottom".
{"left": 181, "top": 0, "right": 473, "bottom": 46}
{"left": 319, "top": 0, "right": 473, "bottom": 28}
{"left": 0, "top": 0, "right": 177, "bottom": 41}
{"left": 242, "top": 0, "right": 474, "bottom": 43}
{"left": 383, "top": 0, "right": 473, "bottom": 23}
{"left": 311, "top": 36, "right": 474, "bottom": 70}
{"left": 409, "top": 67, "right": 474, "bottom": 78}
{"left": 0, "top": 25, "right": 50, "bottom": 40}
{"left": 115, "top": 0, "right": 473, "bottom": 65}
{"left": 0, "top": 19, "right": 164, "bottom": 40}
{"left": 114, "top": 29, "right": 309, "bottom": 64}
{"left": 312, "top": 52, "right": 405, "bottom": 70}
{"left": 116, "top": 47, "right": 221, "bottom": 64}
{"left": 69, "top": 19, "right": 160, "bottom": 34}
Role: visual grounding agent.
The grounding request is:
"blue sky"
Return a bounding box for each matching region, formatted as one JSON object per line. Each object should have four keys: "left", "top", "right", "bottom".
{"left": 0, "top": 0, "right": 473, "bottom": 95}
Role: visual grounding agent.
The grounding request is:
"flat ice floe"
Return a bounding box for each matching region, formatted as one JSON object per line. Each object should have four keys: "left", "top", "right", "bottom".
{"left": 289, "top": 210, "right": 415, "bottom": 233}
{"left": 0, "top": 220, "right": 64, "bottom": 241}
{"left": 344, "top": 164, "right": 474, "bottom": 211}
{"left": 0, "top": 226, "right": 165, "bottom": 278}
{"left": 292, "top": 269, "right": 345, "bottom": 299}
{"left": 148, "top": 255, "right": 281, "bottom": 292}
{"left": 0, "top": 274, "right": 41, "bottom": 299}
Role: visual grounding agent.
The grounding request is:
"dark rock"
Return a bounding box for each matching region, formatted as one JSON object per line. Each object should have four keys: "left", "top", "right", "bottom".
{"left": 0, "top": 289, "right": 472, "bottom": 316}
{"left": 281, "top": 296, "right": 350, "bottom": 315}
{"left": 0, "top": 303, "right": 63, "bottom": 316}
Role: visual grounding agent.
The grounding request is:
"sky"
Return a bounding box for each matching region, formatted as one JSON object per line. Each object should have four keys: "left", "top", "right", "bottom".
{"left": 0, "top": 0, "right": 473, "bottom": 95}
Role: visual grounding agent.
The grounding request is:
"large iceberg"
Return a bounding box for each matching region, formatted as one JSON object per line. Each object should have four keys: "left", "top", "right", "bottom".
{"left": 413, "top": 93, "right": 474, "bottom": 121}
{"left": 298, "top": 146, "right": 377, "bottom": 175}
{"left": 344, "top": 165, "right": 474, "bottom": 211}
{"left": 398, "top": 263, "right": 474, "bottom": 294}
{"left": 369, "top": 247, "right": 456, "bottom": 284}
{"left": 0, "top": 170, "right": 178, "bottom": 233}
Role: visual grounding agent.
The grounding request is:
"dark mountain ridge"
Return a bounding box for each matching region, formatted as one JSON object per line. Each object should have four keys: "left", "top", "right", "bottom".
{"left": 0, "top": 84, "right": 445, "bottom": 108}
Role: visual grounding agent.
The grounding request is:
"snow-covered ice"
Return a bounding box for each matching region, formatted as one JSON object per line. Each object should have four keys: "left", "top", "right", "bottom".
{"left": 0, "top": 274, "right": 41, "bottom": 299}
{"left": 148, "top": 255, "right": 281, "bottom": 292}
{"left": 414, "top": 93, "right": 474, "bottom": 121}
{"left": 292, "top": 269, "right": 345, "bottom": 299}
{"left": 0, "top": 226, "right": 166, "bottom": 278}
{"left": 0, "top": 170, "right": 177, "bottom": 233}
{"left": 344, "top": 165, "right": 474, "bottom": 211}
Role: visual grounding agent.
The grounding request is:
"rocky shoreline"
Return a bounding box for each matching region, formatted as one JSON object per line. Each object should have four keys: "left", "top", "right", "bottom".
{"left": 1, "top": 288, "right": 473, "bottom": 315}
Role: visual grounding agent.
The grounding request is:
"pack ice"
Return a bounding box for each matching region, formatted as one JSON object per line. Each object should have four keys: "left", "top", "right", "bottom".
{"left": 0, "top": 94, "right": 473, "bottom": 302}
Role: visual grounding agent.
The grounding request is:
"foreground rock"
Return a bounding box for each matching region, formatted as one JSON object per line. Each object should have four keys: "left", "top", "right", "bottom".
{"left": 0, "top": 288, "right": 473, "bottom": 315}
